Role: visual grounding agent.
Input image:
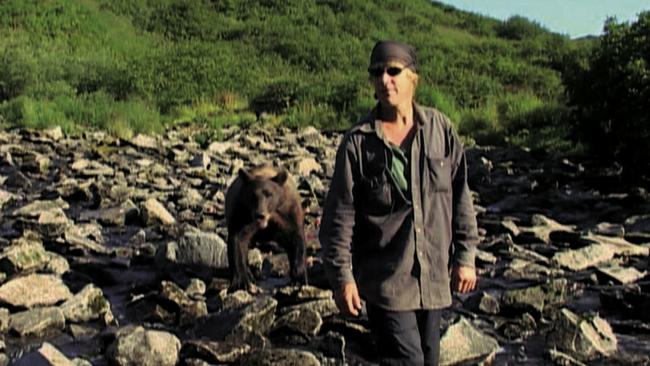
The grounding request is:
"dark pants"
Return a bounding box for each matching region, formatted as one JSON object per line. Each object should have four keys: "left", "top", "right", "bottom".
{"left": 367, "top": 305, "right": 442, "bottom": 366}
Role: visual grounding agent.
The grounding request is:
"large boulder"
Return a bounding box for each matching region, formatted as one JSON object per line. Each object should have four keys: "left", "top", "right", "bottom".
{"left": 547, "top": 308, "right": 617, "bottom": 360}
{"left": 10, "top": 307, "right": 66, "bottom": 337}
{"left": 107, "top": 326, "right": 181, "bottom": 366}
{"left": 156, "top": 227, "right": 228, "bottom": 271}
{"left": 439, "top": 317, "right": 500, "bottom": 366}
{"left": 60, "top": 284, "right": 114, "bottom": 324}
{"left": 0, "top": 274, "right": 72, "bottom": 308}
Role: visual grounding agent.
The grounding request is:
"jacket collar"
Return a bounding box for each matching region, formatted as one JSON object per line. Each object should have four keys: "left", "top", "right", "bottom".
{"left": 353, "top": 102, "right": 429, "bottom": 135}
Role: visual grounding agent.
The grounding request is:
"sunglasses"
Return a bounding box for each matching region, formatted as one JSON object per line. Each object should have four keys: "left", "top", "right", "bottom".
{"left": 368, "top": 66, "right": 406, "bottom": 77}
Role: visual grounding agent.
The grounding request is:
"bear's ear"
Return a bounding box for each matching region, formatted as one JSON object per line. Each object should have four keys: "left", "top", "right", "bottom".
{"left": 239, "top": 168, "right": 254, "bottom": 182}
{"left": 272, "top": 169, "right": 288, "bottom": 186}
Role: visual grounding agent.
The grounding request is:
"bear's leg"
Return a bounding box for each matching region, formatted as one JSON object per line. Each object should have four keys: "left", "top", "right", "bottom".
{"left": 227, "top": 223, "right": 257, "bottom": 292}
{"left": 286, "top": 228, "right": 308, "bottom": 286}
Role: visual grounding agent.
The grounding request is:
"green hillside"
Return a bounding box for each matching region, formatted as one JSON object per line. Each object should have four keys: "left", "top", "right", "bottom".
{"left": 0, "top": 0, "right": 586, "bottom": 148}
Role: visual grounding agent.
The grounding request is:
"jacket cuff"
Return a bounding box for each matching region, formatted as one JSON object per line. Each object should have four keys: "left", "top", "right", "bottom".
{"left": 452, "top": 248, "right": 476, "bottom": 269}
{"left": 329, "top": 269, "right": 355, "bottom": 290}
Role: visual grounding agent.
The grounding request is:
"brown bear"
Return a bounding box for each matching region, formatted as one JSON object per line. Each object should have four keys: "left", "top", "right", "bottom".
{"left": 225, "top": 164, "right": 307, "bottom": 292}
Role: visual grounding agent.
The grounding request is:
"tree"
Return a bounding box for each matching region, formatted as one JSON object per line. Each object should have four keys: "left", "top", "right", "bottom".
{"left": 563, "top": 12, "right": 650, "bottom": 179}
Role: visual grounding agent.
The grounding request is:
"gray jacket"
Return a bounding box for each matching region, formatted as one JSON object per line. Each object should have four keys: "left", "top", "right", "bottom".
{"left": 319, "top": 103, "right": 478, "bottom": 310}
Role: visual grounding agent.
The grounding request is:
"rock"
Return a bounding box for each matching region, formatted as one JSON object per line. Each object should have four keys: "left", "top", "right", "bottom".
{"left": 4, "top": 170, "right": 31, "bottom": 189}
{"left": 500, "top": 312, "right": 537, "bottom": 340}
{"left": 129, "top": 134, "right": 158, "bottom": 150}
{"left": 291, "top": 157, "right": 322, "bottom": 177}
{"left": 60, "top": 284, "right": 114, "bottom": 324}
{"left": 548, "top": 348, "right": 588, "bottom": 366}
{"left": 243, "top": 348, "right": 320, "bottom": 366}
{"left": 278, "top": 298, "right": 339, "bottom": 319}
{"left": 464, "top": 292, "right": 500, "bottom": 314}
{"left": 272, "top": 307, "right": 322, "bottom": 337}
{"left": 141, "top": 198, "right": 176, "bottom": 226}
{"left": 190, "top": 153, "right": 211, "bottom": 169}
{"left": 502, "top": 279, "right": 572, "bottom": 316}
{"left": 107, "top": 326, "right": 181, "bottom": 366}
{"left": 502, "top": 258, "right": 564, "bottom": 281}
{"left": 44, "top": 126, "right": 64, "bottom": 140}
{"left": 0, "top": 189, "right": 18, "bottom": 210}
{"left": 63, "top": 226, "right": 112, "bottom": 255}
{"left": 219, "top": 289, "right": 255, "bottom": 310}
{"left": 0, "top": 236, "right": 68, "bottom": 275}
{"left": 589, "top": 222, "right": 625, "bottom": 237}
{"left": 159, "top": 281, "right": 208, "bottom": 325}
{"left": 624, "top": 214, "right": 650, "bottom": 234}
{"left": 0, "top": 274, "right": 72, "bottom": 308}
{"left": 79, "top": 202, "right": 139, "bottom": 227}
{"left": 186, "top": 278, "right": 206, "bottom": 298}
{"left": 476, "top": 249, "right": 498, "bottom": 265}
{"left": 10, "top": 198, "right": 69, "bottom": 218}
{"left": 182, "top": 340, "right": 251, "bottom": 364}
{"left": 157, "top": 227, "right": 228, "bottom": 271}
{"left": 439, "top": 317, "right": 500, "bottom": 366}
{"left": 0, "top": 308, "right": 9, "bottom": 333}
{"left": 10, "top": 307, "right": 66, "bottom": 337}
{"left": 596, "top": 265, "right": 647, "bottom": 284}
{"left": 516, "top": 214, "right": 575, "bottom": 244}
{"left": 196, "top": 296, "right": 277, "bottom": 340}
{"left": 13, "top": 342, "right": 75, "bottom": 366}
{"left": 207, "top": 141, "right": 234, "bottom": 154}
{"left": 584, "top": 233, "right": 650, "bottom": 256}
{"left": 71, "top": 159, "right": 114, "bottom": 176}
{"left": 547, "top": 308, "right": 617, "bottom": 360}
{"left": 312, "top": 331, "right": 346, "bottom": 360}
{"left": 552, "top": 244, "right": 615, "bottom": 271}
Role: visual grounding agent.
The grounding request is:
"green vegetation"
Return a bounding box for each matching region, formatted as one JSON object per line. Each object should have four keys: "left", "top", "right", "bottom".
{"left": 563, "top": 11, "right": 650, "bottom": 178}
{"left": 0, "top": 0, "right": 645, "bottom": 165}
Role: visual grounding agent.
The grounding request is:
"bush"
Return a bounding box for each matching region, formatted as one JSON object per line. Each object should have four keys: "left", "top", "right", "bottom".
{"left": 496, "top": 15, "right": 546, "bottom": 40}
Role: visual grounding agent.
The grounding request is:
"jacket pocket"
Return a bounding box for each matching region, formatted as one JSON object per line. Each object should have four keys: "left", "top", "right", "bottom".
{"left": 426, "top": 156, "right": 452, "bottom": 192}
{"left": 358, "top": 169, "right": 393, "bottom": 214}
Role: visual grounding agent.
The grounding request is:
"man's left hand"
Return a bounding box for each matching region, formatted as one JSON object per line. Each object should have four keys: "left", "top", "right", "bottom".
{"left": 451, "top": 265, "right": 477, "bottom": 293}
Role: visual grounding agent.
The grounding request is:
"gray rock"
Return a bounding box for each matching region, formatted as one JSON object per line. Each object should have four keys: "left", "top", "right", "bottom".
{"left": 63, "top": 227, "right": 112, "bottom": 255}
{"left": 275, "top": 285, "right": 333, "bottom": 303}
{"left": 585, "top": 233, "right": 650, "bottom": 256}
{"left": 157, "top": 228, "right": 228, "bottom": 270}
{"left": 0, "top": 189, "right": 18, "bottom": 210}
{"left": 186, "top": 278, "right": 207, "bottom": 298}
{"left": 243, "top": 348, "right": 320, "bottom": 366}
{"left": 0, "top": 236, "right": 68, "bottom": 276}
{"left": 79, "top": 201, "right": 139, "bottom": 227}
{"left": 548, "top": 348, "right": 588, "bottom": 366}
{"left": 547, "top": 308, "right": 617, "bottom": 360}
{"left": 159, "top": 280, "right": 207, "bottom": 325}
{"left": 107, "top": 326, "right": 181, "bottom": 366}
{"left": 219, "top": 289, "right": 255, "bottom": 310}
{"left": 196, "top": 296, "right": 277, "bottom": 340}
{"left": 129, "top": 134, "right": 159, "bottom": 150}
{"left": 0, "top": 274, "right": 72, "bottom": 308}
{"left": 439, "top": 317, "right": 500, "bottom": 366}
{"left": 272, "top": 308, "right": 322, "bottom": 336}
{"left": 552, "top": 244, "right": 615, "bottom": 271}
{"left": 312, "top": 331, "right": 346, "bottom": 360}
{"left": 0, "top": 308, "right": 9, "bottom": 333}
{"left": 464, "top": 292, "right": 500, "bottom": 314}
{"left": 10, "top": 198, "right": 69, "bottom": 218}
{"left": 10, "top": 306, "right": 65, "bottom": 337}
{"left": 16, "top": 208, "right": 73, "bottom": 239}
{"left": 71, "top": 159, "right": 114, "bottom": 176}
{"left": 589, "top": 222, "right": 625, "bottom": 237}
{"left": 60, "top": 284, "right": 114, "bottom": 324}
{"left": 182, "top": 340, "right": 251, "bottom": 364}
{"left": 502, "top": 279, "right": 572, "bottom": 316}
{"left": 596, "top": 265, "right": 647, "bottom": 284}
{"left": 503, "top": 258, "right": 564, "bottom": 281}
{"left": 624, "top": 214, "right": 650, "bottom": 234}
{"left": 190, "top": 153, "right": 211, "bottom": 169}
{"left": 13, "top": 342, "right": 75, "bottom": 366}
{"left": 141, "top": 198, "right": 176, "bottom": 226}
{"left": 279, "top": 298, "right": 339, "bottom": 319}
{"left": 290, "top": 156, "right": 322, "bottom": 177}
{"left": 516, "top": 214, "right": 575, "bottom": 244}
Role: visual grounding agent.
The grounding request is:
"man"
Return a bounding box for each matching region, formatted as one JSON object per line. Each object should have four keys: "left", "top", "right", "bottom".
{"left": 319, "top": 40, "right": 479, "bottom": 366}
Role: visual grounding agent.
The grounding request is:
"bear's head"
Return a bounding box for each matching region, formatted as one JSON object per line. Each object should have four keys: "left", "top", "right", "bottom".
{"left": 238, "top": 168, "right": 288, "bottom": 229}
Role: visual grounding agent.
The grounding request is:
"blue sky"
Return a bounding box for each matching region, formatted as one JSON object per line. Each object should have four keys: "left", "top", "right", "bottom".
{"left": 434, "top": 0, "right": 650, "bottom": 38}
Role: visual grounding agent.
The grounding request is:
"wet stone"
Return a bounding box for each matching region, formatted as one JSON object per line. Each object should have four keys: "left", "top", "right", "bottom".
{"left": 107, "top": 326, "right": 181, "bottom": 366}
{"left": 0, "top": 273, "right": 72, "bottom": 308}
{"left": 182, "top": 340, "right": 251, "bottom": 364}
{"left": 547, "top": 308, "right": 617, "bottom": 361}
{"left": 10, "top": 306, "right": 66, "bottom": 337}
{"left": 439, "top": 317, "right": 499, "bottom": 366}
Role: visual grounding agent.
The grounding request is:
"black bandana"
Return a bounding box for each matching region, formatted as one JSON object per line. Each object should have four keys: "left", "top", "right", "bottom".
{"left": 369, "top": 41, "right": 418, "bottom": 73}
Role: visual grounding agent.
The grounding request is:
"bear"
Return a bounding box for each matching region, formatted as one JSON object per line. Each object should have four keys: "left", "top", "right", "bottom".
{"left": 225, "top": 164, "right": 307, "bottom": 292}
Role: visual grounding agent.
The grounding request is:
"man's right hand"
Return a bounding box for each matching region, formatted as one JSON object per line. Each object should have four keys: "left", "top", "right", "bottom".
{"left": 334, "top": 282, "right": 362, "bottom": 316}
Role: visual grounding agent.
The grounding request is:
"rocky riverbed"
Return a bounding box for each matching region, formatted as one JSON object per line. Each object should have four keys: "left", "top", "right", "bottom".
{"left": 0, "top": 123, "right": 649, "bottom": 365}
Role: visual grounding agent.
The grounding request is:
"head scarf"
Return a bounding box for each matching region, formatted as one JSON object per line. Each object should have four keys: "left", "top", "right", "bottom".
{"left": 369, "top": 41, "right": 418, "bottom": 73}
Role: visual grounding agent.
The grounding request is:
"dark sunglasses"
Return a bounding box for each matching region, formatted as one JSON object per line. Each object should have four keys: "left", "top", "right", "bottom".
{"left": 368, "top": 66, "right": 405, "bottom": 77}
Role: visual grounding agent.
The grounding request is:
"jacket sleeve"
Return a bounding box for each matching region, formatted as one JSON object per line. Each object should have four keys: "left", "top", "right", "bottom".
{"left": 319, "top": 134, "right": 357, "bottom": 289}
{"left": 450, "top": 130, "right": 479, "bottom": 269}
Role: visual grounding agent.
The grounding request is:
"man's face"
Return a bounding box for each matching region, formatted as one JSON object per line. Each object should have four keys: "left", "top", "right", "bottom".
{"left": 369, "top": 61, "right": 416, "bottom": 109}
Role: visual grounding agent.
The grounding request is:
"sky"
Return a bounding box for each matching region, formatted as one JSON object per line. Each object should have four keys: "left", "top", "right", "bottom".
{"left": 435, "top": 0, "right": 650, "bottom": 38}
